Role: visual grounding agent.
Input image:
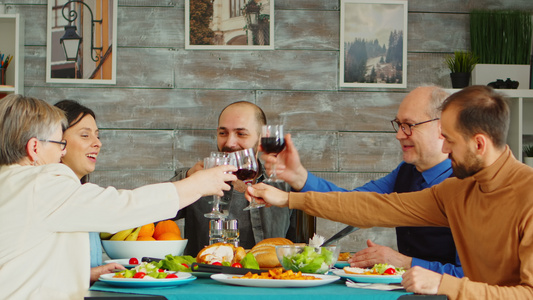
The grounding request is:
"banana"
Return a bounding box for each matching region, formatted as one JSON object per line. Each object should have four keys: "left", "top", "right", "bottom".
{"left": 110, "top": 228, "right": 134, "bottom": 241}
{"left": 99, "top": 232, "right": 114, "bottom": 240}
{"left": 125, "top": 227, "right": 142, "bottom": 241}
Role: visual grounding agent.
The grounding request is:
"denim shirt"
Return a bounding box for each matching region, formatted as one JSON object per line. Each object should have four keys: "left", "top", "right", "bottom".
{"left": 89, "top": 232, "right": 102, "bottom": 267}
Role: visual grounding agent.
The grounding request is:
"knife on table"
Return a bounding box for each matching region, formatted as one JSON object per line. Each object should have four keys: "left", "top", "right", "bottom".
{"left": 141, "top": 257, "right": 163, "bottom": 263}
{"left": 191, "top": 262, "right": 264, "bottom": 275}
{"left": 320, "top": 226, "right": 360, "bottom": 247}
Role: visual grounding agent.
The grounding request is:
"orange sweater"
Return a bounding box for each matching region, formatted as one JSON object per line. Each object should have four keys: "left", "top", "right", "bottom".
{"left": 290, "top": 147, "right": 533, "bottom": 300}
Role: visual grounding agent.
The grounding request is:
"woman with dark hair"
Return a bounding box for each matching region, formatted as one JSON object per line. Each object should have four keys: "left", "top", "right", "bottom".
{"left": 54, "top": 100, "right": 124, "bottom": 283}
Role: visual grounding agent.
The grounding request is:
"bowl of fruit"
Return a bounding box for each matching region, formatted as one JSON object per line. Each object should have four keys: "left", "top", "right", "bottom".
{"left": 101, "top": 220, "right": 188, "bottom": 260}
{"left": 275, "top": 245, "right": 340, "bottom": 274}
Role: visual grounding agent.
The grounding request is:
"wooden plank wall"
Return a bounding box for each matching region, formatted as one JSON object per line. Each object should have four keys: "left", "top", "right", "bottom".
{"left": 4, "top": 0, "right": 533, "bottom": 252}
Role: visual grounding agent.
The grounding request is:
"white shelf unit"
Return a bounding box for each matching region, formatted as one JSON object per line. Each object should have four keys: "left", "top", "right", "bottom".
{"left": 445, "top": 89, "right": 533, "bottom": 162}
{"left": 0, "top": 14, "right": 24, "bottom": 96}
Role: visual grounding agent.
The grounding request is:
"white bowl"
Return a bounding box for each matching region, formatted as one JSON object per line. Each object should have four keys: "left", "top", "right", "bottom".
{"left": 101, "top": 239, "right": 188, "bottom": 260}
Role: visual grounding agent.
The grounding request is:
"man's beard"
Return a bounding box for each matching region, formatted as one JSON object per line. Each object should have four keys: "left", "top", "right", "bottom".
{"left": 450, "top": 150, "right": 483, "bottom": 179}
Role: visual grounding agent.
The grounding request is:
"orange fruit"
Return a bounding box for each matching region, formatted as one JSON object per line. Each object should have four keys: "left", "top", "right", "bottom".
{"left": 153, "top": 220, "right": 181, "bottom": 240}
{"left": 156, "top": 232, "right": 182, "bottom": 241}
{"left": 137, "top": 236, "right": 156, "bottom": 241}
{"left": 138, "top": 223, "right": 155, "bottom": 238}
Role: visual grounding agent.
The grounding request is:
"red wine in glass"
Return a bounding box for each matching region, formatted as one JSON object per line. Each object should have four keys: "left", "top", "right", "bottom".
{"left": 232, "top": 148, "right": 264, "bottom": 210}
{"left": 261, "top": 125, "right": 285, "bottom": 183}
{"left": 234, "top": 169, "right": 258, "bottom": 181}
{"left": 260, "top": 137, "right": 286, "bottom": 154}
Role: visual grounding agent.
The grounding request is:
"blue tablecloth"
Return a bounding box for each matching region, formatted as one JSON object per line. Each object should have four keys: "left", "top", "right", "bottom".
{"left": 90, "top": 276, "right": 411, "bottom": 300}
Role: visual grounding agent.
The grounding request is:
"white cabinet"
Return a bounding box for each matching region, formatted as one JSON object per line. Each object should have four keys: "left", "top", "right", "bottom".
{"left": 445, "top": 89, "right": 533, "bottom": 162}
{"left": 0, "top": 14, "right": 24, "bottom": 96}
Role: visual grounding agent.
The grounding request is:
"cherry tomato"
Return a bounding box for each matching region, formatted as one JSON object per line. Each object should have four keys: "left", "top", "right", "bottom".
{"left": 181, "top": 263, "right": 189, "bottom": 269}
{"left": 383, "top": 268, "right": 396, "bottom": 275}
{"left": 212, "top": 262, "right": 223, "bottom": 266}
{"left": 166, "top": 273, "right": 178, "bottom": 279}
{"left": 133, "top": 272, "right": 146, "bottom": 279}
{"left": 158, "top": 269, "right": 165, "bottom": 272}
{"left": 231, "top": 263, "right": 243, "bottom": 268}
{"left": 129, "top": 257, "right": 139, "bottom": 265}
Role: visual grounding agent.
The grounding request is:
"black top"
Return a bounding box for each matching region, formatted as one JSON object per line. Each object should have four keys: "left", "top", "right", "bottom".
{"left": 393, "top": 163, "right": 457, "bottom": 265}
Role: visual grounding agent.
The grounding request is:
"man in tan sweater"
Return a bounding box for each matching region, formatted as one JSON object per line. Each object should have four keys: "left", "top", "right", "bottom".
{"left": 247, "top": 85, "right": 533, "bottom": 300}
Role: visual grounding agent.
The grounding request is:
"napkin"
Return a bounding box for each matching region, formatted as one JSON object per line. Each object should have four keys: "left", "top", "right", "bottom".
{"left": 345, "top": 280, "right": 404, "bottom": 291}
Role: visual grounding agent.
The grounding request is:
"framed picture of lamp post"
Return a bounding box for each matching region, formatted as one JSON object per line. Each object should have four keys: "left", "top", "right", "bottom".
{"left": 46, "top": 0, "right": 117, "bottom": 84}
{"left": 340, "top": 0, "right": 407, "bottom": 88}
{"left": 185, "top": 0, "right": 274, "bottom": 50}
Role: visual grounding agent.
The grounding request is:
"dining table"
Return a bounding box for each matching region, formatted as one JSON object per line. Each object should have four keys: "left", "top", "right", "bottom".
{"left": 87, "top": 274, "right": 448, "bottom": 300}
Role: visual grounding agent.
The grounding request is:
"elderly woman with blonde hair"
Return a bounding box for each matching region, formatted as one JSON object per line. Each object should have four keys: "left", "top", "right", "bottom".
{"left": 0, "top": 94, "right": 237, "bottom": 300}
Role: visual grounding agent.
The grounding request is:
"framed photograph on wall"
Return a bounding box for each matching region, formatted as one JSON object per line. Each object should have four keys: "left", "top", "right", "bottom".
{"left": 340, "top": 0, "right": 407, "bottom": 88}
{"left": 46, "top": 0, "right": 117, "bottom": 84}
{"left": 185, "top": 0, "right": 274, "bottom": 50}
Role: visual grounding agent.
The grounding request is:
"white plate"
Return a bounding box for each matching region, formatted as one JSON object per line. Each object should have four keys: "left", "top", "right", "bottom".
{"left": 332, "top": 269, "right": 402, "bottom": 284}
{"left": 99, "top": 272, "right": 196, "bottom": 288}
{"left": 210, "top": 273, "right": 340, "bottom": 288}
{"left": 104, "top": 259, "right": 139, "bottom": 268}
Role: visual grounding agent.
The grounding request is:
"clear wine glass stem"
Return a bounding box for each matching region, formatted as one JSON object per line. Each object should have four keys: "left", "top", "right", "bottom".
{"left": 243, "top": 181, "right": 265, "bottom": 211}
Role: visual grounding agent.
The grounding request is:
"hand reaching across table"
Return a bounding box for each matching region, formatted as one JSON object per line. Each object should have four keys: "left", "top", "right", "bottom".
{"left": 245, "top": 183, "right": 290, "bottom": 208}
{"left": 349, "top": 239, "right": 412, "bottom": 269}
{"left": 260, "top": 134, "right": 308, "bottom": 191}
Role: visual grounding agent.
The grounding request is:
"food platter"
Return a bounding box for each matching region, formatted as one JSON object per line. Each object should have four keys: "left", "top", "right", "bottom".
{"left": 332, "top": 269, "right": 402, "bottom": 284}
{"left": 104, "top": 259, "right": 139, "bottom": 268}
{"left": 210, "top": 273, "right": 340, "bottom": 288}
{"left": 99, "top": 272, "right": 196, "bottom": 288}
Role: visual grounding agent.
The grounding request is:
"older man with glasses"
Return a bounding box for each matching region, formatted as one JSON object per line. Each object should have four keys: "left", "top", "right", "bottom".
{"left": 262, "top": 86, "right": 462, "bottom": 277}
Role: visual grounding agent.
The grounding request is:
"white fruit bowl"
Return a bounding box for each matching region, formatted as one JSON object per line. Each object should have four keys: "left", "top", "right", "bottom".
{"left": 101, "top": 239, "right": 188, "bottom": 260}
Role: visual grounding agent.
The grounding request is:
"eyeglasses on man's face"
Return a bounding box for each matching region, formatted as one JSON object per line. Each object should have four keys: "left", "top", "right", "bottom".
{"left": 39, "top": 139, "right": 67, "bottom": 151}
{"left": 390, "top": 118, "right": 440, "bottom": 136}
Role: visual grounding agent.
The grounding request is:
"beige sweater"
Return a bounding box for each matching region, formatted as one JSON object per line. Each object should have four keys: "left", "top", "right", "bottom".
{"left": 290, "top": 147, "right": 533, "bottom": 300}
{"left": 0, "top": 164, "right": 180, "bottom": 300}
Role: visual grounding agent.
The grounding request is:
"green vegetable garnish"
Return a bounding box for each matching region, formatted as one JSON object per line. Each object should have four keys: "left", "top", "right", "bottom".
{"left": 240, "top": 252, "right": 260, "bottom": 270}
{"left": 155, "top": 254, "right": 196, "bottom": 272}
{"left": 282, "top": 246, "right": 335, "bottom": 274}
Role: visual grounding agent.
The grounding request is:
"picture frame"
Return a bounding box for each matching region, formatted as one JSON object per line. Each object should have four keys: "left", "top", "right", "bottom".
{"left": 46, "top": 0, "right": 117, "bottom": 84}
{"left": 185, "top": 0, "right": 274, "bottom": 50}
{"left": 340, "top": 0, "right": 407, "bottom": 88}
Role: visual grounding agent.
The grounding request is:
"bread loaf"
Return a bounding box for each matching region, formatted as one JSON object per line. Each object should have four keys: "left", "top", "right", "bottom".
{"left": 250, "top": 237, "right": 293, "bottom": 268}
{"left": 196, "top": 243, "right": 246, "bottom": 265}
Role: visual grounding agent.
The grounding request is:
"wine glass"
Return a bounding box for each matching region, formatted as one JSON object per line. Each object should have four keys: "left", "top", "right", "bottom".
{"left": 261, "top": 125, "right": 286, "bottom": 183}
{"left": 203, "top": 156, "right": 231, "bottom": 219}
{"left": 232, "top": 148, "right": 264, "bottom": 210}
{"left": 210, "top": 151, "right": 232, "bottom": 205}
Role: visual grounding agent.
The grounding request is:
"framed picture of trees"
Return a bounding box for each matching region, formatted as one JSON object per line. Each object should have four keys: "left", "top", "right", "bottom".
{"left": 340, "top": 0, "right": 407, "bottom": 88}
{"left": 186, "top": 0, "right": 274, "bottom": 50}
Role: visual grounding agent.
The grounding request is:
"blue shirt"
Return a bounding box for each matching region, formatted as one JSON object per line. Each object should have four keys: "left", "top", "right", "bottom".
{"left": 301, "top": 159, "right": 463, "bottom": 278}
{"left": 89, "top": 232, "right": 103, "bottom": 268}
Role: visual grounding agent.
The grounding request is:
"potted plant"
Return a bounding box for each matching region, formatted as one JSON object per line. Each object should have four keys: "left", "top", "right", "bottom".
{"left": 524, "top": 144, "right": 533, "bottom": 167}
{"left": 470, "top": 10, "right": 532, "bottom": 89}
{"left": 444, "top": 51, "right": 479, "bottom": 88}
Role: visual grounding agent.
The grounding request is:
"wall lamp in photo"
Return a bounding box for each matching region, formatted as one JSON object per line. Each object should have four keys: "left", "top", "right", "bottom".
{"left": 245, "top": 0, "right": 260, "bottom": 28}
{"left": 59, "top": 0, "right": 102, "bottom": 62}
